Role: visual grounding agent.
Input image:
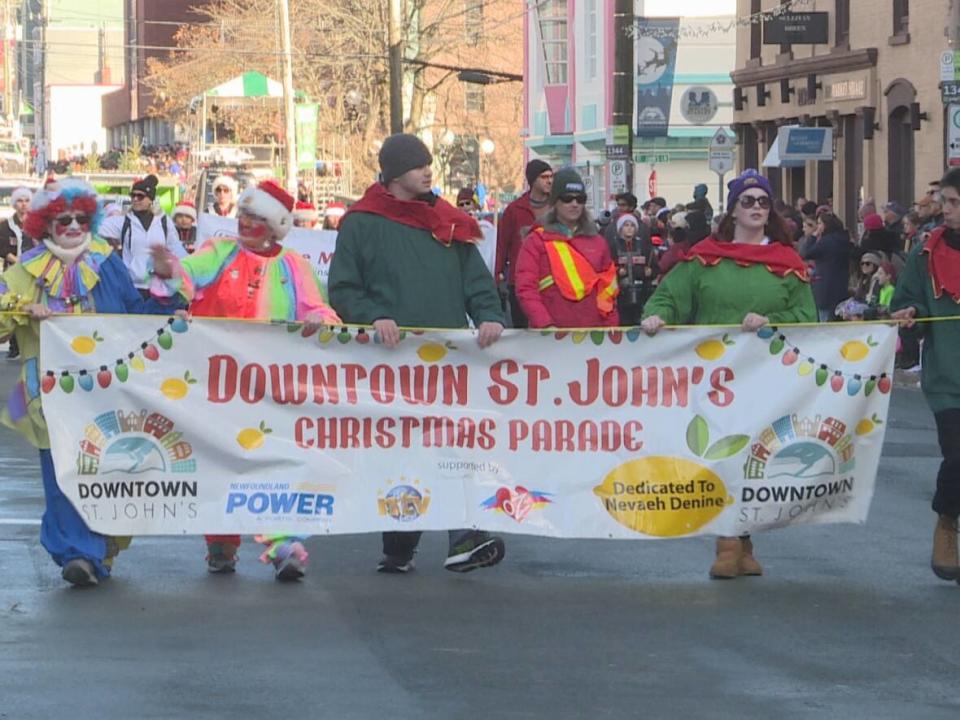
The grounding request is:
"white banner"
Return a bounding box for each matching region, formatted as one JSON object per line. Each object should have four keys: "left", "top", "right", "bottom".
{"left": 196, "top": 213, "right": 337, "bottom": 287}
{"left": 40, "top": 317, "right": 896, "bottom": 538}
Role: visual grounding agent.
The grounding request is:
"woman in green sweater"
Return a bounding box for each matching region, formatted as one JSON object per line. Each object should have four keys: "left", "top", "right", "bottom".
{"left": 641, "top": 169, "right": 817, "bottom": 579}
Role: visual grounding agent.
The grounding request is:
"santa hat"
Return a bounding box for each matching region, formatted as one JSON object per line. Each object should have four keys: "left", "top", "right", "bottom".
{"left": 293, "top": 201, "right": 319, "bottom": 223}
{"left": 173, "top": 200, "right": 197, "bottom": 221}
{"left": 11, "top": 187, "right": 33, "bottom": 204}
{"left": 324, "top": 201, "right": 346, "bottom": 218}
{"left": 212, "top": 175, "right": 238, "bottom": 195}
{"left": 237, "top": 180, "right": 295, "bottom": 239}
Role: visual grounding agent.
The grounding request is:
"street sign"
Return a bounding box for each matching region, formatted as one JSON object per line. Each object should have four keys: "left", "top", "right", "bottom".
{"left": 609, "top": 159, "right": 628, "bottom": 194}
{"left": 948, "top": 105, "right": 960, "bottom": 168}
{"left": 941, "top": 51, "right": 960, "bottom": 82}
{"left": 943, "top": 81, "right": 960, "bottom": 104}
{"left": 708, "top": 127, "right": 735, "bottom": 176}
{"left": 634, "top": 153, "right": 670, "bottom": 164}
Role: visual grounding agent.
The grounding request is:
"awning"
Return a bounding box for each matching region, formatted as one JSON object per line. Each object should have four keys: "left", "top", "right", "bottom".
{"left": 763, "top": 125, "right": 833, "bottom": 168}
{"left": 205, "top": 71, "right": 283, "bottom": 98}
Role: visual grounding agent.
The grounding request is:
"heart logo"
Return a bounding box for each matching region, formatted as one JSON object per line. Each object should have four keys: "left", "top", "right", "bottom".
{"left": 499, "top": 485, "right": 534, "bottom": 522}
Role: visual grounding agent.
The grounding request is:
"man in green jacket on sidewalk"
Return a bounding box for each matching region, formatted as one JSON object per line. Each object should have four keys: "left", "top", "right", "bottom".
{"left": 892, "top": 167, "right": 960, "bottom": 585}
{"left": 328, "top": 133, "right": 507, "bottom": 574}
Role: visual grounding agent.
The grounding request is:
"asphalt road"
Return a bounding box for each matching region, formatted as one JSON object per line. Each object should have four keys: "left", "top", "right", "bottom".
{"left": 0, "top": 360, "right": 957, "bottom": 720}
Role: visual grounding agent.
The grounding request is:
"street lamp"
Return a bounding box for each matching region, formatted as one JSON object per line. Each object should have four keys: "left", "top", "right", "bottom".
{"left": 478, "top": 138, "right": 495, "bottom": 199}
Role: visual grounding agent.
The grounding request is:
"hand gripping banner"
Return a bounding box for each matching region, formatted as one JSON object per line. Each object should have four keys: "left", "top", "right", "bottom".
{"left": 40, "top": 317, "right": 896, "bottom": 538}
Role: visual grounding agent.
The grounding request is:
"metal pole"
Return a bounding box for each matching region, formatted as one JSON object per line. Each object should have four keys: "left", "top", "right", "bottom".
{"left": 388, "top": 0, "right": 404, "bottom": 134}
{"left": 718, "top": 172, "right": 724, "bottom": 211}
{"left": 278, "top": 0, "right": 298, "bottom": 193}
{"left": 612, "top": 0, "right": 634, "bottom": 191}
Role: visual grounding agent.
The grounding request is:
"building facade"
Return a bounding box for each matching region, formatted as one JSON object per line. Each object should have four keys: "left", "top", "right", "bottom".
{"left": 102, "top": 0, "right": 210, "bottom": 148}
{"left": 732, "top": 0, "right": 949, "bottom": 227}
{"left": 523, "top": 0, "right": 736, "bottom": 208}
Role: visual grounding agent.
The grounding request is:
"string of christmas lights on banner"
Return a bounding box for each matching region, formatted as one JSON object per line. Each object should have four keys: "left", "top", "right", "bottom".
{"left": 41, "top": 316, "right": 190, "bottom": 394}
{"left": 625, "top": 0, "right": 816, "bottom": 40}
{"left": 756, "top": 326, "right": 892, "bottom": 398}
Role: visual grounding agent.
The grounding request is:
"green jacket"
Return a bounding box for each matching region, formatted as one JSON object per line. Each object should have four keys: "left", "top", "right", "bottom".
{"left": 643, "top": 257, "right": 817, "bottom": 326}
{"left": 891, "top": 228, "right": 960, "bottom": 412}
{"left": 328, "top": 211, "right": 505, "bottom": 328}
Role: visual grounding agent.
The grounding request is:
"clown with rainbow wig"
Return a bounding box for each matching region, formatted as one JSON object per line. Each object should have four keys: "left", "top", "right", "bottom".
{"left": 0, "top": 179, "right": 181, "bottom": 587}
{"left": 151, "top": 180, "right": 341, "bottom": 582}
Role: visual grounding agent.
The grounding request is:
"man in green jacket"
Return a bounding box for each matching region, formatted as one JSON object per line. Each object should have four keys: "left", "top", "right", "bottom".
{"left": 328, "top": 133, "right": 506, "bottom": 574}
{"left": 892, "top": 167, "right": 960, "bottom": 584}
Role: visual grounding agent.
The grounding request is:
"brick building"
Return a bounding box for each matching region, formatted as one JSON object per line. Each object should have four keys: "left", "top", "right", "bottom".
{"left": 731, "top": 0, "right": 950, "bottom": 227}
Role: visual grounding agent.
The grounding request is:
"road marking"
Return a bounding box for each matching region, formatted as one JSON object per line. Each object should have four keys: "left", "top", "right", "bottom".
{"left": 0, "top": 519, "right": 41, "bottom": 526}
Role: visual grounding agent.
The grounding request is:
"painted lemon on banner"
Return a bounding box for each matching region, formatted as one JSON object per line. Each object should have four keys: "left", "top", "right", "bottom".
{"left": 840, "top": 336, "right": 878, "bottom": 362}
{"left": 695, "top": 334, "right": 734, "bottom": 362}
{"left": 855, "top": 414, "right": 884, "bottom": 436}
{"left": 593, "top": 457, "right": 731, "bottom": 537}
{"left": 236, "top": 421, "right": 272, "bottom": 451}
{"left": 71, "top": 331, "right": 103, "bottom": 355}
{"left": 417, "top": 343, "right": 447, "bottom": 363}
{"left": 160, "top": 371, "right": 198, "bottom": 400}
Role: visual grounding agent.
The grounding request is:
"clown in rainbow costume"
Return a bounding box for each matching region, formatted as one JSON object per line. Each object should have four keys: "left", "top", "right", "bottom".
{"left": 0, "top": 179, "right": 181, "bottom": 587}
{"left": 150, "top": 179, "right": 341, "bottom": 581}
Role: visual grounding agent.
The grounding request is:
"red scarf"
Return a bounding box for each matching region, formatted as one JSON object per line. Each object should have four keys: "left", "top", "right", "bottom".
{"left": 684, "top": 236, "right": 809, "bottom": 281}
{"left": 923, "top": 226, "right": 960, "bottom": 303}
{"left": 345, "top": 183, "right": 481, "bottom": 245}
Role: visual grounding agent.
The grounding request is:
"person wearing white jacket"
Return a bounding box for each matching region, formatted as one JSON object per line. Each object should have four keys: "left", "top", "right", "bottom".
{"left": 98, "top": 175, "right": 187, "bottom": 292}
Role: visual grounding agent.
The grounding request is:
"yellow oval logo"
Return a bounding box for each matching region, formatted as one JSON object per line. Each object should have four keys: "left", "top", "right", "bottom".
{"left": 594, "top": 457, "right": 731, "bottom": 537}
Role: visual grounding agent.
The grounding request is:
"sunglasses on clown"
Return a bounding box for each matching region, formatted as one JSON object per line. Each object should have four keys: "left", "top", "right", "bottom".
{"left": 54, "top": 213, "right": 92, "bottom": 227}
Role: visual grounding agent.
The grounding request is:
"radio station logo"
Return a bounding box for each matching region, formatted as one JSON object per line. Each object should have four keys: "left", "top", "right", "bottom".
{"left": 377, "top": 478, "right": 430, "bottom": 522}
{"left": 78, "top": 409, "right": 196, "bottom": 476}
{"left": 481, "top": 485, "right": 552, "bottom": 523}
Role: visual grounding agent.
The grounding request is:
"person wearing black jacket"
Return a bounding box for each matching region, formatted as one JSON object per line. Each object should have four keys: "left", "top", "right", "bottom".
{"left": 608, "top": 213, "right": 657, "bottom": 325}
{"left": 802, "top": 211, "right": 851, "bottom": 322}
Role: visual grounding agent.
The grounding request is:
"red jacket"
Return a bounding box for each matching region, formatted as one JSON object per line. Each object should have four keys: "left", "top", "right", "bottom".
{"left": 496, "top": 192, "right": 548, "bottom": 285}
{"left": 515, "top": 226, "right": 620, "bottom": 328}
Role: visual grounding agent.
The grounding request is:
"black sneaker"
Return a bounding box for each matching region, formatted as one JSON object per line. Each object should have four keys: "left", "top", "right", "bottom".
{"left": 206, "top": 542, "right": 238, "bottom": 573}
{"left": 444, "top": 534, "right": 505, "bottom": 573}
{"left": 62, "top": 558, "right": 98, "bottom": 587}
{"left": 377, "top": 555, "right": 415, "bottom": 573}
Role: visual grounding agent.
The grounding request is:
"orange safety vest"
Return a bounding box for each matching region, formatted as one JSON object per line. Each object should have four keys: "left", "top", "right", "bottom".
{"left": 539, "top": 238, "right": 619, "bottom": 314}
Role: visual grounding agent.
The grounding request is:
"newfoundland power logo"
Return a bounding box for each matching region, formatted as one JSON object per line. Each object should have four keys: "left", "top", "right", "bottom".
{"left": 742, "top": 414, "right": 855, "bottom": 524}
{"left": 77, "top": 409, "right": 196, "bottom": 476}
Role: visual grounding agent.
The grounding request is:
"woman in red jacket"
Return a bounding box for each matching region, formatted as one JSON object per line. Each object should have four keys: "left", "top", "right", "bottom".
{"left": 515, "top": 168, "right": 620, "bottom": 328}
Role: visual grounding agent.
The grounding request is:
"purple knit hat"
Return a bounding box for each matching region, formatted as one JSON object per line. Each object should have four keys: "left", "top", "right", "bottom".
{"left": 726, "top": 169, "right": 773, "bottom": 213}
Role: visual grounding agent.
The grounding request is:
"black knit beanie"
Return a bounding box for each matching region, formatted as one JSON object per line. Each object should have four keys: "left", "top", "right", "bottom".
{"left": 379, "top": 134, "right": 433, "bottom": 185}
{"left": 132, "top": 174, "right": 159, "bottom": 200}
{"left": 525, "top": 159, "right": 552, "bottom": 187}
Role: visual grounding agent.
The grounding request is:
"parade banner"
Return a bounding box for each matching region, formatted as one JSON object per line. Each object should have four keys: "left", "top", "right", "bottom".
{"left": 196, "top": 214, "right": 336, "bottom": 287}
{"left": 40, "top": 317, "right": 897, "bottom": 538}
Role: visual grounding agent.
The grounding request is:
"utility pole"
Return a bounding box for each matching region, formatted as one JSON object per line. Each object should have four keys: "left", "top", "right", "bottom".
{"left": 612, "top": 0, "right": 634, "bottom": 192}
{"left": 278, "top": 0, "right": 298, "bottom": 193}
{"left": 388, "top": 0, "right": 403, "bottom": 134}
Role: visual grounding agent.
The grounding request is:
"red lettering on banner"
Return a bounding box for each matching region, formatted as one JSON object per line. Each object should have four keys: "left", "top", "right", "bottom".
{"left": 442, "top": 366, "right": 469, "bottom": 406}
{"left": 208, "top": 354, "right": 238, "bottom": 403}
{"left": 661, "top": 367, "right": 688, "bottom": 408}
{"left": 239, "top": 364, "right": 266, "bottom": 403}
{"left": 477, "top": 419, "right": 496, "bottom": 449}
{"left": 624, "top": 421, "right": 644, "bottom": 451}
{"left": 508, "top": 419, "right": 528, "bottom": 450}
{"left": 370, "top": 364, "right": 396, "bottom": 404}
{"left": 568, "top": 359, "right": 598, "bottom": 406}
{"left": 603, "top": 365, "right": 629, "bottom": 407}
{"left": 311, "top": 364, "right": 340, "bottom": 404}
{"left": 295, "top": 417, "right": 314, "bottom": 448}
{"left": 400, "top": 366, "right": 437, "bottom": 405}
{"left": 709, "top": 368, "right": 735, "bottom": 407}
{"left": 342, "top": 364, "right": 367, "bottom": 404}
{"left": 270, "top": 364, "right": 309, "bottom": 405}
{"left": 523, "top": 364, "right": 550, "bottom": 405}
{"left": 488, "top": 360, "right": 520, "bottom": 404}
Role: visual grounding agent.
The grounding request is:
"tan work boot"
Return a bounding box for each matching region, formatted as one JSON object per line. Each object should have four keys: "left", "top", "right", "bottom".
{"left": 738, "top": 536, "right": 763, "bottom": 576}
{"left": 709, "top": 537, "right": 741, "bottom": 579}
{"left": 931, "top": 514, "right": 959, "bottom": 581}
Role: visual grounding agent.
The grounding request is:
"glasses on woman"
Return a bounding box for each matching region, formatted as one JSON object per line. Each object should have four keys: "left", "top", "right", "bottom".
{"left": 559, "top": 194, "right": 587, "bottom": 205}
{"left": 54, "top": 213, "right": 91, "bottom": 227}
{"left": 738, "top": 195, "right": 771, "bottom": 209}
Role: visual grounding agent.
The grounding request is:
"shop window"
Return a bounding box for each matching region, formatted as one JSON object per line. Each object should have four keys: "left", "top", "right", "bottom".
{"left": 465, "top": 0, "right": 483, "bottom": 46}
{"left": 465, "top": 84, "right": 485, "bottom": 113}
{"left": 537, "top": 0, "right": 568, "bottom": 85}
{"left": 585, "top": 0, "right": 598, "bottom": 79}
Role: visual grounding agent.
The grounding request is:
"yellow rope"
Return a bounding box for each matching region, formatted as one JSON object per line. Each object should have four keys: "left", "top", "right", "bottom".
{"left": 0, "top": 311, "right": 955, "bottom": 332}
